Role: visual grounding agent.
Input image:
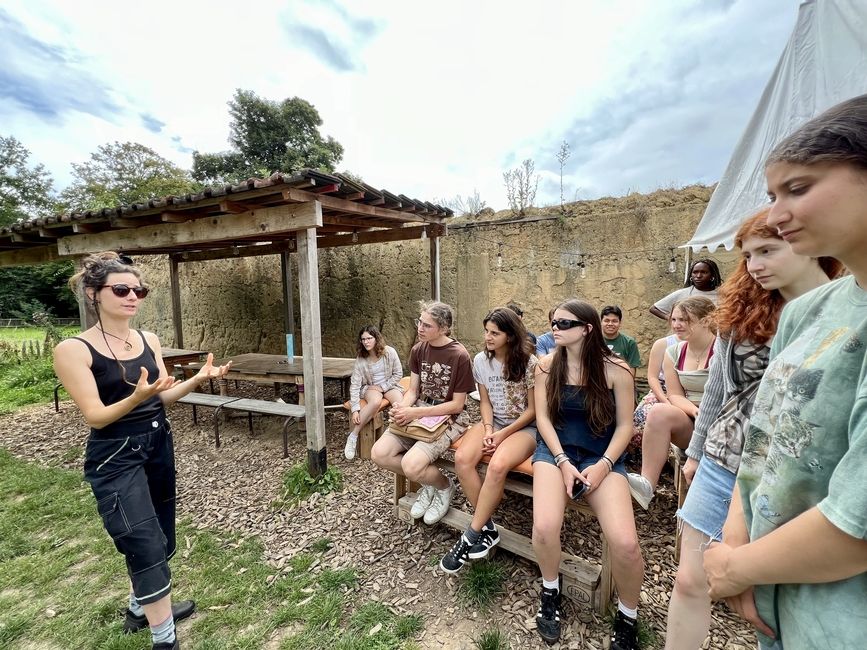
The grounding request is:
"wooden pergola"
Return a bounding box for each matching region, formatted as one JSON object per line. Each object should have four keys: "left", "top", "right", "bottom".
{"left": 0, "top": 169, "right": 452, "bottom": 475}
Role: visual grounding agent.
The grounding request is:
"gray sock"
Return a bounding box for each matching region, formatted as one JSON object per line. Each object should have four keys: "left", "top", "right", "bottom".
{"left": 150, "top": 613, "right": 176, "bottom": 646}
{"left": 465, "top": 526, "right": 482, "bottom": 544}
{"left": 128, "top": 592, "right": 144, "bottom": 617}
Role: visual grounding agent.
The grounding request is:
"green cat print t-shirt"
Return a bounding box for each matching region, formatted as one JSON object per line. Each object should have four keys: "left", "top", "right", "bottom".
{"left": 738, "top": 275, "right": 867, "bottom": 649}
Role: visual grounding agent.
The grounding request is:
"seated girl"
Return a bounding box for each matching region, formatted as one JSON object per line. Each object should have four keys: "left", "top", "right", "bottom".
{"left": 627, "top": 296, "right": 716, "bottom": 509}
{"left": 439, "top": 307, "right": 537, "bottom": 573}
{"left": 630, "top": 332, "right": 679, "bottom": 455}
{"left": 345, "top": 325, "right": 404, "bottom": 460}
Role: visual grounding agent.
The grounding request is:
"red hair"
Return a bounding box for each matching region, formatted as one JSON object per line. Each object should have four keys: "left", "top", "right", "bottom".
{"left": 714, "top": 209, "right": 844, "bottom": 345}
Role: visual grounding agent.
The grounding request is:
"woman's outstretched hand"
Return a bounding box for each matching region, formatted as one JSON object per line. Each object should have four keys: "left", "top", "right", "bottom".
{"left": 194, "top": 353, "right": 232, "bottom": 384}
{"left": 133, "top": 367, "right": 179, "bottom": 401}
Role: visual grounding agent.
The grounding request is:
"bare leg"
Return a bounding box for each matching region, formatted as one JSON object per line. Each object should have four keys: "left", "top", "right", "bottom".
{"left": 665, "top": 523, "right": 713, "bottom": 649}
{"left": 470, "top": 431, "right": 536, "bottom": 530}
{"left": 585, "top": 473, "right": 644, "bottom": 609}
{"left": 350, "top": 389, "right": 384, "bottom": 436}
{"left": 532, "top": 462, "right": 568, "bottom": 581}
{"left": 142, "top": 595, "right": 172, "bottom": 628}
{"left": 371, "top": 433, "right": 407, "bottom": 474}
{"left": 401, "top": 445, "right": 449, "bottom": 489}
{"left": 454, "top": 423, "right": 486, "bottom": 507}
{"left": 639, "top": 405, "right": 695, "bottom": 489}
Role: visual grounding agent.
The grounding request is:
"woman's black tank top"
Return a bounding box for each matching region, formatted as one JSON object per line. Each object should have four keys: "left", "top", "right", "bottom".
{"left": 73, "top": 330, "right": 164, "bottom": 435}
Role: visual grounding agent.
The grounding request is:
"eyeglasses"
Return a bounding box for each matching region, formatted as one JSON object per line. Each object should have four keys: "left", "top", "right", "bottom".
{"left": 360, "top": 336, "right": 375, "bottom": 342}
{"left": 101, "top": 284, "right": 149, "bottom": 299}
{"left": 414, "top": 319, "right": 436, "bottom": 331}
{"left": 551, "top": 318, "right": 586, "bottom": 330}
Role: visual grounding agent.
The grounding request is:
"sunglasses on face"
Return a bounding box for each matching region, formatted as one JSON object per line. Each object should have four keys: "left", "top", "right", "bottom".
{"left": 101, "top": 284, "right": 149, "bottom": 299}
{"left": 551, "top": 318, "right": 586, "bottom": 330}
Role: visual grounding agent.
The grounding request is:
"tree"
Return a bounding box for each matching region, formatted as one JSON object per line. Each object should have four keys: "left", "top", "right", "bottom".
{"left": 555, "top": 141, "right": 571, "bottom": 214}
{"left": 503, "top": 159, "right": 539, "bottom": 217}
{"left": 192, "top": 90, "right": 344, "bottom": 185}
{"left": 0, "top": 135, "right": 56, "bottom": 227}
{"left": 60, "top": 142, "right": 198, "bottom": 212}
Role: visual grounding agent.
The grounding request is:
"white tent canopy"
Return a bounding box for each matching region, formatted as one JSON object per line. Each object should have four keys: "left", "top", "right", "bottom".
{"left": 687, "top": 0, "right": 867, "bottom": 252}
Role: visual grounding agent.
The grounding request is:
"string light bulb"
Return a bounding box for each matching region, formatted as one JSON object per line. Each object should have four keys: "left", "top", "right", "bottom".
{"left": 580, "top": 255, "right": 586, "bottom": 279}
{"left": 420, "top": 228, "right": 427, "bottom": 240}
{"left": 351, "top": 230, "right": 359, "bottom": 243}
{"left": 497, "top": 244, "right": 503, "bottom": 269}
{"left": 668, "top": 249, "right": 677, "bottom": 273}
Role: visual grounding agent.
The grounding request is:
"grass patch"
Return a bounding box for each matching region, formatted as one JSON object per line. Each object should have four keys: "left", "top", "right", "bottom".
{"left": 276, "top": 463, "right": 343, "bottom": 506}
{"left": 456, "top": 561, "right": 505, "bottom": 609}
{"left": 0, "top": 449, "right": 421, "bottom": 649}
{"left": 0, "top": 355, "right": 58, "bottom": 415}
{"left": 0, "top": 326, "right": 78, "bottom": 343}
{"left": 474, "top": 627, "right": 510, "bottom": 650}
{"left": 311, "top": 537, "right": 333, "bottom": 553}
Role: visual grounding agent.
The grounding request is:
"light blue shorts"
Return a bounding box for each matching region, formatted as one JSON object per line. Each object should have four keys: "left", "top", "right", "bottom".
{"left": 676, "top": 454, "right": 737, "bottom": 542}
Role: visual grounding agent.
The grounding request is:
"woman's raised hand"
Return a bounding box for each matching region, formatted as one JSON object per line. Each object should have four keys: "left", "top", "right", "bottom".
{"left": 195, "top": 353, "right": 232, "bottom": 384}
{"left": 133, "top": 367, "right": 180, "bottom": 401}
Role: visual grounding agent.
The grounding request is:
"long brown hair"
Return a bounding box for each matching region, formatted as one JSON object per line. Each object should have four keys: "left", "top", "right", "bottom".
{"left": 356, "top": 325, "right": 386, "bottom": 358}
{"left": 714, "top": 210, "right": 843, "bottom": 345}
{"left": 544, "top": 299, "right": 624, "bottom": 435}
{"left": 483, "top": 307, "right": 531, "bottom": 382}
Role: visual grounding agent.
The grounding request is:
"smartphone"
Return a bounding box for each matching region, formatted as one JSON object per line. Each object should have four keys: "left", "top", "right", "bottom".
{"left": 571, "top": 480, "right": 588, "bottom": 500}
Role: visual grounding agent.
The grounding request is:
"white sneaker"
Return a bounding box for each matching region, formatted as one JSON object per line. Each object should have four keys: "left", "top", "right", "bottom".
{"left": 627, "top": 473, "right": 654, "bottom": 510}
{"left": 410, "top": 485, "right": 436, "bottom": 519}
{"left": 423, "top": 480, "right": 455, "bottom": 525}
{"left": 344, "top": 433, "right": 358, "bottom": 460}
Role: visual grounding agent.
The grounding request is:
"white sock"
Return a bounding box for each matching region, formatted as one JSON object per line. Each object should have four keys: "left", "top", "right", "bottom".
{"left": 618, "top": 599, "right": 638, "bottom": 619}
{"left": 347, "top": 432, "right": 358, "bottom": 441}
{"left": 542, "top": 577, "right": 559, "bottom": 592}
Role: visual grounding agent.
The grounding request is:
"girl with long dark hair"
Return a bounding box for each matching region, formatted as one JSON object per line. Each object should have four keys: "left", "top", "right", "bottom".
{"left": 650, "top": 258, "right": 723, "bottom": 320}
{"left": 439, "top": 307, "right": 537, "bottom": 573}
{"left": 531, "top": 299, "right": 642, "bottom": 649}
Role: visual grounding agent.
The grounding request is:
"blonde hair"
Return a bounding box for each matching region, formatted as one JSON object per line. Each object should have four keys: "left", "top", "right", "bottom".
{"left": 418, "top": 300, "right": 454, "bottom": 336}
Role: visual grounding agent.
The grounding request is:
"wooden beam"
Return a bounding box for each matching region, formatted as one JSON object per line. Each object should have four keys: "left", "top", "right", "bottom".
{"left": 317, "top": 223, "right": 446, "bottom": 249}
{"left": 58, "top": 201, "right": 322, "bottom": 256}
{"left": 430, "top": 235, "right": 441, "bottom": 300}
{"left": 161, "top": 211, "right": 190, "bottom": 223}
{"left": 110, "top": 215, "right": 163, "bottom": 228}
{"left": 169, "top": 256, "right": 183, "bottom": 348}
{"left": 219, "top": 199, "right": 248, "bottom": 213}
{"left": 72, "top": 223, "right": 103, "bottom": 234}
{"left": 280, "top": 250, "right": 296, "bottom": 349}
{"left": 311, "top": 183, "right": 340, "bottom": 194}
{"left": 342, "top": 191, "right": 365, "bottom": 200}
{"left": 11, "top": 232, "right": 55, "bottom": 243}
{"left": 283, "top": 188, "right": 440, "bottom": 224}
{"left": 297, "top": 228, "right": 327, "bottom": 477}
{"left": 170, "top": 239, "right": 298, "bottom": 263}
{"left": 0, "top": 244, "right": 66, "bottom": 267}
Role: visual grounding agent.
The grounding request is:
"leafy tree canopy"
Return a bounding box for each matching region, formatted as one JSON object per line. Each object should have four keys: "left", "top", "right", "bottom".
{"left": 60, "top": 141, "right": 198, "bottom": 212}
{"left": 0, "top": 135, "right": 56, "bottom": 227}
{"left": 192, "top": 89, "right": 344, "bottom": 185}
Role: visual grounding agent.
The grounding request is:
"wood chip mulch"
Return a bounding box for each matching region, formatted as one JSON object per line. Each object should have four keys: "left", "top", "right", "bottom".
{"left": 0, "top": 387, "right": 756, "bottom": 650}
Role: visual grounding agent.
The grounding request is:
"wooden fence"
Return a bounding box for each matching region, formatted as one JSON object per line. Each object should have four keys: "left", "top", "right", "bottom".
{"left": 0, "top": 318, "right": 78, "bottom": 328}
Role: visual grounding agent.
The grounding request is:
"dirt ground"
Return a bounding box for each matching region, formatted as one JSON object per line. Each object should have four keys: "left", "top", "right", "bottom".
{"left": 0, "top": 386, "right": 757, "bottom": 650}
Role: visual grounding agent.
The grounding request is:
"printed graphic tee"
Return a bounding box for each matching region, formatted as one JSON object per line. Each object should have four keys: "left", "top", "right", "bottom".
{"left": 409, "top": 340, "right": 475, "bottom": 407}
{"left": 472, "top": 352, "right": 537, "bottom": 426}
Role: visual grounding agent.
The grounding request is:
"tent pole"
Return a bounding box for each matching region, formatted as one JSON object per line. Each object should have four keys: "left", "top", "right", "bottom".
{"left": 169, "top": 256, "right": 183, "bottom": 348}
{"left": 429, "top": 235, "right": 441, "bottom": 300}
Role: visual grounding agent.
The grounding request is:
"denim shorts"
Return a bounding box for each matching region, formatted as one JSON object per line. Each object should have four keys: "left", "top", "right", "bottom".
{"left": 83, "top": 412, "right": 176, "bottom": 604}
{"left": 532, "top": 438, "right": 627, "bottom": 478}
{"left": 677, "top": 454, "right": 737, "bottom": 542}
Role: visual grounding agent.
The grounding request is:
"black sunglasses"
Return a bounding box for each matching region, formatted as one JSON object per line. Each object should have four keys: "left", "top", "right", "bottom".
{"left": 117, "top": 254, "right": 135, "bottom": 265}
{"left": 551, "top": 318, "right": 586, "bottom": 330}
{"left": 100, "top": 284, "right": 149, "bottom": 299}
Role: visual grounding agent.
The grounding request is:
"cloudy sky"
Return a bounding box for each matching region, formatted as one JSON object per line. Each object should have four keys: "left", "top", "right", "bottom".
{"left": 1, "top": 0, "right": 799, "bottom": 210}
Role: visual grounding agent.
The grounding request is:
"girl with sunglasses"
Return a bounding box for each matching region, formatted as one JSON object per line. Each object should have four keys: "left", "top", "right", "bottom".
{"left": 440, "top": 307, "right": 537, "bottom": 573}
{"left": 344, "top": 325, "right": 404, "bottom": 460}
{"left": 54, "top": 252, "right": 230, "bottom": 650}
{"left": 704, "top": 94, "right": 867, "bottom": 650}
{"left": 664, "top": 210, "right": 840, "bottom": 649}
{"left": 531, "top": 300, "right": 642, "bottom": 650}
{"left": 627, "top": 296, "right": 716, "bottom": 509}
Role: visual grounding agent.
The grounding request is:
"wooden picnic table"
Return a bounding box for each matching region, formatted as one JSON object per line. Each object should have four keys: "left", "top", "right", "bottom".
{"left": 161, "top": 347, "right": 206, "bottom": 367}
{"left": 182, "top": 353, "right": 356, "bottom": 403}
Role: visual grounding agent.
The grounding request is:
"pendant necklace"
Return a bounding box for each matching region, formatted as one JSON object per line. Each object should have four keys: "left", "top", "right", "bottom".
{"left": 98, "top": 327, "right": 132, "bottom": 351}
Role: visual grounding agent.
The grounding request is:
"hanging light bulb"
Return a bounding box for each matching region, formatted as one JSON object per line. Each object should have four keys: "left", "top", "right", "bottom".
{"left": 668, "top": 249, "right": 677, "bottom": 273}
{"left": 580, "top": 261, "right": 587, "bottom": 279}
{"left": 420, "top": 228, "right": 427, "bottom": 240}
{"left": 351, "top": 230, "right": 359, "bottom": 243}
{"left": 497, "top": 244, "right": 503, "bottom": 269}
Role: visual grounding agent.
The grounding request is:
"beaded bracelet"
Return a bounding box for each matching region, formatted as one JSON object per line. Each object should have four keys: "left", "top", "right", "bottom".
{"left": 601, "top": 455, "right": 614, "bottom": 470}
{"left": 554, "top": 453, "right": 570, "bottom": 467}
{"left": 483, "top": 423, "right": 494, "bottom": 430}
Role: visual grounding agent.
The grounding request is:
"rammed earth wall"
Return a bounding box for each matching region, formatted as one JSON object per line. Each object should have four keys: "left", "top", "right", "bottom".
{"left": 134, "top": 185, "right": 738, "bottom": 374}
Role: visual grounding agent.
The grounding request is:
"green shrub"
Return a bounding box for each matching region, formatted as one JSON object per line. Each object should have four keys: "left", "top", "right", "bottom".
{"left": 474, "top": 627, "right": 510, "bottom": 650}
{"left": 457, "top": 560, "right": 505, "bottom": 609}
{"left": 277, "top": 463, "right": 343, "bottom": 506}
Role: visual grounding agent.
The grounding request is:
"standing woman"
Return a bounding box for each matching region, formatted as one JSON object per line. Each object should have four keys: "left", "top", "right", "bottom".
{"left": 704, "top": 94, "right": 867, "bottom": 650}
{"left": 440, "top": 307, "right": 537, "bottom": 573}
{"left": 531, "top": 300, "right": 642, "bottom": 649}
{"left": 345, "top": 325, "right": 404, "bottom": 460}
{"left": 650, "top": 258, "right": 723, "bottom": 320}
{"left": 54, "top": 252, "right": 231, "bottom": 650}
{"left": 628, "top": 296, "right": 717, "bottom": 509}
{"left": 664, "top": 210, "right": 839, "bottom": 649}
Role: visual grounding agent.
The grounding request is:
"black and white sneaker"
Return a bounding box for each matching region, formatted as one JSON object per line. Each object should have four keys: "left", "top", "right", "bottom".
{"left": 439, "top": 535, "right": 472, "bottom": 574}
{"left": 536, "top": 586, "right": 561, "bottom": 645}
{"left": 611, "top": 611, "right": 639, "bottom": 650}
{"left": 467, "top": 525, "right": 500, "bottom": 559}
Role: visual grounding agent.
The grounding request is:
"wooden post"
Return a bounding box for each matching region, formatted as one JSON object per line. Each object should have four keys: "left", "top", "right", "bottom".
{"left": 280, "top": 251, "right": 296, "bottom": 342}
{"left": 429, "top": 235, "right": 441, "bottom": 301}
{"left": 74, "top": 258, "right": 97, "bottom": 330}
{"left": 169, "top": 256, "right": 184, "bottom": 348}
{"left": 296, "top": 215, "right": 327, "bottom": 477}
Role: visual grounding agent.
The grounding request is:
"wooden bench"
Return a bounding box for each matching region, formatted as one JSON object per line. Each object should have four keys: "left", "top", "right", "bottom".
{"left": 670, "top": 443, "right": 689, "bottom": 561}
{"left": 177, "top": 393, "right": 305, "bottom": 458}
{"left": 392, "top": 437, "right": 613, "bottom": 613}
